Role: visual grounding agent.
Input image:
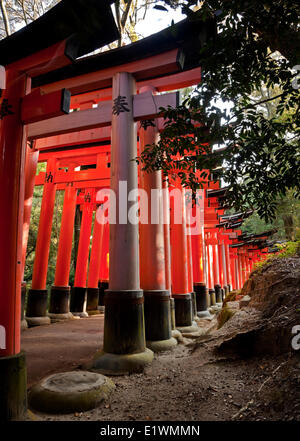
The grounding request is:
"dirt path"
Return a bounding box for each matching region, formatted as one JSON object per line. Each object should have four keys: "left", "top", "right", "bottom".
{"left": 23, "top": 316, "right": 300, "bottom": 422}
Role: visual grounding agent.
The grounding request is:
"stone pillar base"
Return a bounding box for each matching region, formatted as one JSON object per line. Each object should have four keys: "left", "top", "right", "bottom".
{"left": 176, "top": 321, "right": 199, "bottom": 333}
{"left": 21, "top": 319, "right": 28, "bottom": 331}
{"left": 70, "top": 287, "right": 87, "bottom": 317}
{"left": 170, "top": 297, "right": 176, "bottom": 330}
{"left": 90, "top": 290, "right": 153, "bottom": 374}
{"left": 171, "top": 329, "right": 183, "bottom": 341}
{"left": 214, "top": 284, "right": 222, "bottom": 303}
{"left": 191, "top": 291, "right": 200, "bottom": 321}
{"left": 48, "top": 312, "right": 74, "bottom": 323}
{"left": 146, "top": 337, "right": 177, "bottom": 353}
{"left": 87, "top": 287, "right": 100, "bottom": 315}
{"left": 194, "top": 283, "right": 208, "bottom": 312}
{"left": 26, "top": 316, "right": 51, "bottom": 327}
{"left": 49, "top": 286, "right": 71, "bottom": 318}
{"left": 144, "top": 290, "right": 175, "bottom": 352}
{"left": 197, "top": 310, "right": 213, "bottom": 319}
{"left": 26, "top": 289, "right": 50, "bottom": 326}
{"left": 0, "top": 352, "right": 27, "bottom": 422}
{"left": 89, "top": 349, "right": 154, "bottom": 376}
{"left": 209, "top": 288, "right": 216, "bottom": 306}
{"left": 172, "top": 293, "right": 193, "bottom": 328}
{"left": 98, "top": 281, "right": 108, "bottom": 310}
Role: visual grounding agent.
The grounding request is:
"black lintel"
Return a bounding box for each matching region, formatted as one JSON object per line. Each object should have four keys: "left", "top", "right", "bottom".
{"left": 0, "top": 0, "right": 119, "bottom": 66}
{"left": 32, "top": 13, "right": 216, "bottom": 89}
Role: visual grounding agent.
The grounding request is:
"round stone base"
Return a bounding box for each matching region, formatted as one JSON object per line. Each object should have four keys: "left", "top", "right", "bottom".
{"left": 28, "top": 371, "right": 115, "bottom": 414}
{"left": 48, "top": 312, "right": 74, "bottom": 323}
{"left": 26, "top": 316, "right": 51, "bottom": 327}
{"left": 98, "top": 306, "right": 105, "bottom": 313}
{"left": 171, "top": 329, "right": 182, "bottom": 339}
{"left": 197, "top": 310, "right": 213, "bottom": 319}
{"left": 21, "top": 319, "right": 28, "bottom": 331}
{"left": 146, "top": 337, "right": 177, "bottom": 353}
{"left": 72, "top": 311, "right": 89, "bottom": 318}
{"left": 87, "top": 310, "right": 101, "bottom": 316}
{"left": 176, "top": 323, "right": 199, "bottom": 333}
{"left": 89, "top": 349, "right": 154, "bottom": 376}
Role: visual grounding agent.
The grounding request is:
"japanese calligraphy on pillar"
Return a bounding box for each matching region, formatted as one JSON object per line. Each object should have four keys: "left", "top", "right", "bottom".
{"left": 112, "top": 95, "right": 130, "bottom": 115}
{"left": 140, "top": 119, "right": 155, "bottom": 130}
{"left": 0, "top": 89, "right": 14, "bottom": 120}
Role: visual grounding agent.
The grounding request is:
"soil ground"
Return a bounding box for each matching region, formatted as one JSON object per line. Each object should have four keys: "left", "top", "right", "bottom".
{"left": 22, "top": 314, "right": 300, "bottom": 422}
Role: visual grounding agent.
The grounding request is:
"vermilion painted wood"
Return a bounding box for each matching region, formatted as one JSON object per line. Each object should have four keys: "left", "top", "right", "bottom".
{"left": 69, "top": 68, "right": 201, "bottom": 110}
{"left": 170, "top": 181, "right": 189, "bottom": 295}
{"left": 87, "top": 217, "right": 104, "bottom": 289}
{"left": 186, "top": 223, "right": 194, "bottom": 294}
{"left": 0, "top": 69, "right": 29, "bottom": 356}
{"left": 74, "top": 189, "right": 94, "bottom": 288}
{"left": 139, "top": 86, "right": 166, "bottom": 291}
{"left": 22, "top": 145, "right": 39, "bottom": 279}
{"left": 21, "top": 88, "right": 70, "bottom": 124}
{"left": 39, "top": 49, "right": 180, "bottom": 95}
{"left": 54, "top": 179, "right": 77, "bottom": 287}
{"left": 35, "top": 127, "right": 111, "bottom": 150}
{"left": 9, "top": 41, "right": 71, "bottom": 77}
{"left": 99, "top": 221, "right": 109, "bottom": 283}
{"left": 27, "top": 91, "right": 178, "bottom": 140}
{"left": 109, "top": 72, "right": 139, "bottom": 291}
{"left": 31, "top": 157, "right": 57, "bottom": 290}
{"left": 162, "top": 177, "right": 172, "bottom": 291}
{"left": 35, "top": 167, "right": 110, "bottom": 186}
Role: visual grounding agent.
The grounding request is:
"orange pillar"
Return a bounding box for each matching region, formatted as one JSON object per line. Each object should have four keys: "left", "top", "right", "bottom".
{"left": 170, "top": 181, "right": 196, "bottom": 332}
{"left": 21, "top": 143, "right": 39, "bottom": 329}
{"left": 86, "top": 215, "right": 104, "bottom": 314}
{"left": 138, "top": 94, "right": 174, "bottom": 350}
{"left": 0, "top": 67, "right": 28, "bottom": 421}
{"left": 225, "top": 241, "right": 232, "bottom": 291}
{"left": 26, "top": 157, "right": 57, "bottom": 326}
{"left": 192, "top": 227, "right": 208, "bottom": 313}
{"left": 212, "top": 233, "right": 222, "bottom": 303}
{"left": 98, "top": 221, "right": 109, "bottom": 310}
{"left": 70, "top": 189, "right": 94, "bottom": 317}
{"left": 49, "top": 178, "right": 77, "bottom": 321}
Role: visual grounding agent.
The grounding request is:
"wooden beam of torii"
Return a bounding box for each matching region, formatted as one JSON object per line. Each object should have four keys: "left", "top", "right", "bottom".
{"left": 27, "top": 90, "right": 178, "bottom": 140}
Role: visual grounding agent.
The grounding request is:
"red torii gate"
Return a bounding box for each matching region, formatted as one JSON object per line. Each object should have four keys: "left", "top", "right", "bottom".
{"left": 0, "top": 0, "right": 119, "bottom": 421}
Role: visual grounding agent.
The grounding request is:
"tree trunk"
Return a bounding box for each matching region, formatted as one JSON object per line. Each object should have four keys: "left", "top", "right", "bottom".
{"left": 0, "top": 0, "right": 11, "bottom": 36}
{"left": 283, "top": 214, "right": 295, "bottom": 241}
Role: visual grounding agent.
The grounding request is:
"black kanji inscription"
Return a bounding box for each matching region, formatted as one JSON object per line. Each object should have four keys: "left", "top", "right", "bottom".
{"left": 140, "top": 119, "right": 155, "bottom": 130}
{"left": 112, "top": 95, "right": 130, "bottom": 115}
{"left": 45, "top": 172, "right": 54, "bottom": 183}
{"left": 0, "top": 98, "right": 14, "bottom": 120}
{"left": 84, "top": 193, "right": 91, "bottom": 203}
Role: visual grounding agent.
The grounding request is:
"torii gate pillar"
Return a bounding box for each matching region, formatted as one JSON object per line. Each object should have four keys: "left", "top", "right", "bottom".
{"left": 0, "top": 69, "right": 28, "bottom": 422}
{"left": 87, "top": 215, "right": 104, "bottom": 315}
{"left": 21, "top": 144, "right": 39, "bottom": 330}
{"left": 170, "top": 182, "right": 198, "bottom": 333}
{"left": 139, "top": 86, "right": 176, "bottom": 352}
{"left": 26, "top": 157, "right": 57, "bottom": 327}
{"left": 49, "top": 176, "right": 77, "bottom": 322}
{"left": 70, "top": 189, "right": 94, "bottom": 318}
{"left": 91, "top": 72, "right": 153, "bottom": 374}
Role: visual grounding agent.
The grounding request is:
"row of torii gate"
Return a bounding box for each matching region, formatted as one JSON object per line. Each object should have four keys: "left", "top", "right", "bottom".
{"left": 0, "top": 0, "right": 272, "bottom": 421}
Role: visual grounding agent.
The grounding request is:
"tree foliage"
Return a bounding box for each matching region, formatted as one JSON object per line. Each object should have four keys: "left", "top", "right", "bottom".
{"left": 139, "top": 0, "right": 300, "bottom": 221}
